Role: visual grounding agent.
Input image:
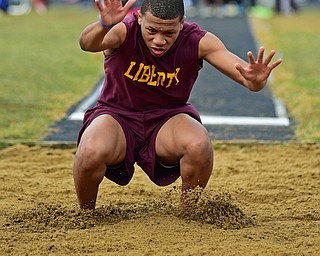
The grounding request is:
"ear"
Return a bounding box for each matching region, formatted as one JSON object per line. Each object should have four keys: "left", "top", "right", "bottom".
{"left": 138, "top": 10, "right": 143, "bottom": 25}
{"left": 180, "top": 16, "right": 186, "bottom": 30}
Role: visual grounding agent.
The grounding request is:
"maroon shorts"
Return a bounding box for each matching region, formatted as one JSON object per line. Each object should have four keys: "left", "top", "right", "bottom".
{"left": 77, "top": 104, "right": 201, "bottom": 186}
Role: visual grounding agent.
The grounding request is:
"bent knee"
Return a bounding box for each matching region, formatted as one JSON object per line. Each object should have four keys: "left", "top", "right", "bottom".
{"left": 77, "top": 134, "right": 125, "bottom": 166}
{"left": 75, "top": 143, "right": 104, "bottom": 169}
{"left": 185, "top": 130, "right": 212, "bottom": 157}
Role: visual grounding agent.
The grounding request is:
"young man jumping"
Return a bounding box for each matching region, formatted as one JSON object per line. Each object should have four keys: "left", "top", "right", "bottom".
{"left": 73, "top": 0, "right": 282, "bottom": 210}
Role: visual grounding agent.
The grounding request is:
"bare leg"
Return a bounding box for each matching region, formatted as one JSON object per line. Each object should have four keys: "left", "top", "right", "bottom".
{"left": 156, "top": 114, "right": 214, "bottom": 207}
{"left": 73, "top": 115, "right": 126, "bottom": 209}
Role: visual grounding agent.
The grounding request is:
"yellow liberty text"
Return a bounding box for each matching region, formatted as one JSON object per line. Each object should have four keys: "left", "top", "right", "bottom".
{"left": 124, "top": 61, "right": 180, "bottom": 88}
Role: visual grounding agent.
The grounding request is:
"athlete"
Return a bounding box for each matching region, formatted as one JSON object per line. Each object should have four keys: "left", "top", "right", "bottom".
{"left": 73, "top": 0, "right": 282, "bottom": 209}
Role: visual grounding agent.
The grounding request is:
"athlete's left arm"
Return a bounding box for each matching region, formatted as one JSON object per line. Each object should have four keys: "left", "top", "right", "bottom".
{"left": 199, "top": 32, "right": 282, "bottom": 92}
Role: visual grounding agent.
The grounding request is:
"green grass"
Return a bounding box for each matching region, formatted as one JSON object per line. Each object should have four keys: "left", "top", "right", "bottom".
{"left": 0, "top": 6, "right": 103, "bottom": 141}
{"left": 250, "top": 7, "right": 320, "bottom": 142}
{"left": 0, "top": 6, "right": 319, "bottom": 142}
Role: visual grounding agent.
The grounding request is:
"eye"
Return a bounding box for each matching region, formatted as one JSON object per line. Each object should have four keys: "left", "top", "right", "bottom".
{"left": 147, "top": 28, "right": 156, "bottom": 34}
{"left": 165, "top": 32, "right": 174, "bottom": 37}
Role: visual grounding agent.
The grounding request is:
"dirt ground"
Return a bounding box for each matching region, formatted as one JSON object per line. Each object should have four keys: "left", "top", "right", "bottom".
{"left": 0, "top": 142, "right": 319, "bottom": 255}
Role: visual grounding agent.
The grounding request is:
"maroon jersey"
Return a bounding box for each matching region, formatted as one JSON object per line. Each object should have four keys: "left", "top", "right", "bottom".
{"left": 97, "top": 13, "right": 207, "bottom": 111}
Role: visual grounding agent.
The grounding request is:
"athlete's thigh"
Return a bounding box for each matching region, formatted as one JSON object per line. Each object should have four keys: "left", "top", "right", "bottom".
{"left": 79, "top": 114, "right": 127, "bottom": 165}
{"left": 155, "top": 113, "right": 209, "bottom": 164}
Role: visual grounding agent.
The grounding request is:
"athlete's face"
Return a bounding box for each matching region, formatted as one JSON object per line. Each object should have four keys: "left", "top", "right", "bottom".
{"left": 138, "top": 11, "right": 185, "bottom": 57}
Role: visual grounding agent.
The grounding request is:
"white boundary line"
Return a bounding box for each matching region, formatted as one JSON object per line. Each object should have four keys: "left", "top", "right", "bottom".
{"left": 200, "top": 115, "right": 289, "bottom": 126}
{"left": 68, "top": 79, "right": 290, "bottom": 127}
{"left": 68, "top": 80, "right": 103, "bottom": 121}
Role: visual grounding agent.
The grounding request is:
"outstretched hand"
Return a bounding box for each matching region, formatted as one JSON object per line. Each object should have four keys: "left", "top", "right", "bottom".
{"left": 235, "top": 46, "right": 282, "bottom": 90}
{"left": 95, "top": 0, "right": 136, "bottom": 26}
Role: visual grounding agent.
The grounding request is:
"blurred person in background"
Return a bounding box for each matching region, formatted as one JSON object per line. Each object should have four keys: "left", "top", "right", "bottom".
{"left": 214, "top": 0, "right": 245, "bottom": 17}
{"left": 275, "top": 0, "right": 299, "bottom": 15}
{"left": 32, "top": 0, "right": 48, "bottom": 14}
{"left": 1, "top": 0, "right": 43, "bottom": 15}
{"left": 0, "top": 0, "right": 9, "bottom": 13}
{"left": 198, "top": 0, "right": 245, "bottom": 18}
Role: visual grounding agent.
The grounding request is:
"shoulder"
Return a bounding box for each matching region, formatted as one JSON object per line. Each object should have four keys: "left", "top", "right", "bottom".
{"left": 181, "top": 21, "right": 207, "bottom": 39}
{"left": 123, "top": 13, "right": 139, "bottom": 34}
{"left": 104, "top": 14, "right": 140, "bottom": 56}
{"left": 173, "top": 21, "right": 206, "bottom": 53}
{"left": 198, "top": 32, "right": 226, "bottom": 59}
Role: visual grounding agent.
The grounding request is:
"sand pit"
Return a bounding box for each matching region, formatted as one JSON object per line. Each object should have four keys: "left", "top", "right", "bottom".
{"left": 0, "top": 143, "right": 319, "bottom": 255}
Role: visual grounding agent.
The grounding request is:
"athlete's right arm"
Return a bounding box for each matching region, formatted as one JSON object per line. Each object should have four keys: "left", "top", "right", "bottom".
{"left": 79, "top": 22, "right": 126, "bottom": 52}
{"left": 79, "top": 0, "right": 136, "bottom": 52}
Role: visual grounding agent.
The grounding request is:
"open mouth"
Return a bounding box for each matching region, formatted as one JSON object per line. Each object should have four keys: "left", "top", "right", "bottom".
{"left": 151, "top": 47, "right": 165, "bottom": 56}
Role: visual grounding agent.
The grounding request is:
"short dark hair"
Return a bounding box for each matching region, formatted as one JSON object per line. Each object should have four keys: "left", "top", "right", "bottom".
{"left": 140, "top": 0, "right": 184, "bottom": 21}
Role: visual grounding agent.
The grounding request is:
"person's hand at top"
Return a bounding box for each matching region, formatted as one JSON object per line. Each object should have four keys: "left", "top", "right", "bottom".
{"left": 95, "top": 0, "right": 136, "bottom": 27}
{"left": 235, "top": 46, "right": 282, "bottom": 91}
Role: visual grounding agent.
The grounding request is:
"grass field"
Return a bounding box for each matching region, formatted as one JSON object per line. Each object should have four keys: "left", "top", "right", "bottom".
{"left": 250, "top": 6, "right": 320, "bottom": 141}
{"left": 0, "top": 5, "right": 319, "bottom": 142}
{"left": 0, "top": 6, "right": 102, "bottom": 141}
